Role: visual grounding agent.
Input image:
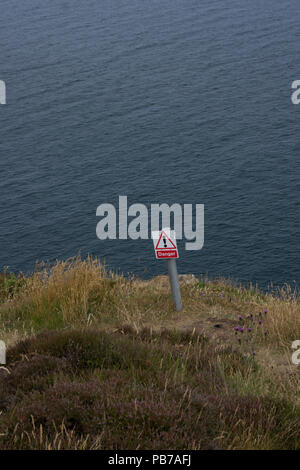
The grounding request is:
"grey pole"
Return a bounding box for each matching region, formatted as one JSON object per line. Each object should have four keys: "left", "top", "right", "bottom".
{"left": 167, "top": 258, "right": 182, "bottom": 311}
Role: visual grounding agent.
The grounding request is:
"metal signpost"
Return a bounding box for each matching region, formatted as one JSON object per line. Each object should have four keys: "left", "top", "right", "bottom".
{"left": 152, "top": 228, "right": 182, "bottom": 311}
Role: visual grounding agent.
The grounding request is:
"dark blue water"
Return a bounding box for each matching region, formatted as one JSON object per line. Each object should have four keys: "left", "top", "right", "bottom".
{"left": 1, "top": 0, "right": 300, "bottom": 289}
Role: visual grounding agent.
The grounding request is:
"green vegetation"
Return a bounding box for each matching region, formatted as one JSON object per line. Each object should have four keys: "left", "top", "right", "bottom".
{"left": 0, "top": 256, "right": 299, "bottom": 449}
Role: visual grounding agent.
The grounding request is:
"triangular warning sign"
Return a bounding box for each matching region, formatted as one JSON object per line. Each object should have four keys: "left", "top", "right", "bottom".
{"left": 155, "top": 231, "right": 176, "bottom": 250}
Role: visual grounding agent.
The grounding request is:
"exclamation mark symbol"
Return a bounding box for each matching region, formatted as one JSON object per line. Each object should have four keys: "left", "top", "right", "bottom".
{"left": 163, "top": 236, "right": 167, "bottom": 248}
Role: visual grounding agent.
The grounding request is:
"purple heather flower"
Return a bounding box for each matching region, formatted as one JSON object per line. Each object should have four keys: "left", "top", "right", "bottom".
{"left": 248, "top": 327, "right": 252, "bottom": 332}
{"left": 258, "top": 319, "right": 262, "bottom": 325}
{"left": 240, "top": 327, "right": 244, "bottom": 333}
{"left": 238, "top": 315, "right": 243, "bottom": 321}
{"left": 252, "top": 351, "right": 256, "bottom": 356}
{"left": 264, "top": 309, "right": 268, "bottom": 314}
{"left": 234, "top": 326, "right": 239, "bottom": 331}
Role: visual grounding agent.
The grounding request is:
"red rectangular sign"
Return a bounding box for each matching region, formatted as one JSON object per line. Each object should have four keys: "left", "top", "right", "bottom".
{"left": 156, "top": 249, "right": 178, "bottom": 259}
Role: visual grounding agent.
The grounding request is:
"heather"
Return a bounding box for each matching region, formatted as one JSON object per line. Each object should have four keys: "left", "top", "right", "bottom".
{"left": 0, "top": 257, "right": 299, "bottom": 449}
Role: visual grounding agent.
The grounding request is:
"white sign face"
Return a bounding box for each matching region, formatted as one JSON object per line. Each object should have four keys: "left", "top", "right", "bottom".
{"left": 152, "top": 227, "right": 179, "bottom": 259}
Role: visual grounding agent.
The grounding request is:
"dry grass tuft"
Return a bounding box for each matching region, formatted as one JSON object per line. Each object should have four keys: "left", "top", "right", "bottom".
{"left": 0, "top": 256, "right": 299, "bottom": 449}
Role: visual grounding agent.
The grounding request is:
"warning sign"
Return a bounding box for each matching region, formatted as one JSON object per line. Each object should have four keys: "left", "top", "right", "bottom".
{"left": 152, "top": 228, "right": 179, "bottom": 259}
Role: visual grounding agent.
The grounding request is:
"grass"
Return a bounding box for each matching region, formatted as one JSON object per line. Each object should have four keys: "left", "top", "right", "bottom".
{"left": 0, "top": 256, "right": 299, "bottom": 449}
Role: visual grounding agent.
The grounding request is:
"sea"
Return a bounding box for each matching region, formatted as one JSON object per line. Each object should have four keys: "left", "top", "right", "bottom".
{"left": 1, "top": 0, "right": 300, "bottom": 290}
